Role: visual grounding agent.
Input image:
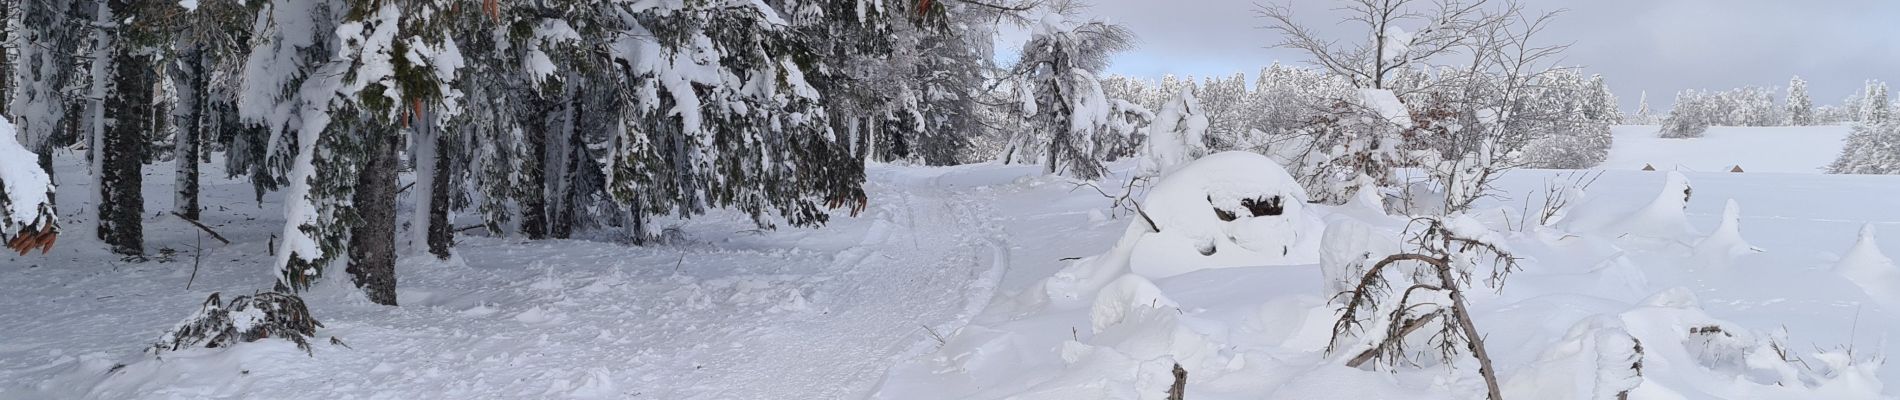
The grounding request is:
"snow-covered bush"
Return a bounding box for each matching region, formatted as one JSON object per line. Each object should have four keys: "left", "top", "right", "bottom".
{"left": 153, "top": 291, "right": 323, "bottom": 355}
{"left": 0, "top": 117, "right": 57, "bottom": 254}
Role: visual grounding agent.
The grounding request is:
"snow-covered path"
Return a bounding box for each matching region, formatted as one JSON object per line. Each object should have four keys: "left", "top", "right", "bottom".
{"left": 0, "top": 156, "right": 1011, "bottom": 399}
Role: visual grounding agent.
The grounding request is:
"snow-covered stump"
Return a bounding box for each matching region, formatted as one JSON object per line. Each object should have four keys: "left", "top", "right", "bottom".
{"left": 1834, "top": 224, "right": 1900, "bottom": 306}
{"left": 1691, "top": 199, "right": 1759, "bottom": 269}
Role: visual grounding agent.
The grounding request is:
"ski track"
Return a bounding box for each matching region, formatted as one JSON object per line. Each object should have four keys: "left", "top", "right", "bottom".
{"left": 0, "top": 156, "right": 1009, "bottom": 400}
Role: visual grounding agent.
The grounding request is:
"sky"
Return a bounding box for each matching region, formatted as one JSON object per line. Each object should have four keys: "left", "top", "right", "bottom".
{"left": 1023, "top": 0, "right": 1900, "bottom": 112}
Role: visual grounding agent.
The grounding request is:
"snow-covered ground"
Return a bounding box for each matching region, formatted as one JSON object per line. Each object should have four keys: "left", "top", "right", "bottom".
{"left": 7, "top": 142, "right": 1900, "bottom": 399}
{"left": 1601, "top": 124, "right": 1852, "bottom": 173}
{"left": 0, "top": 154, "right": 1015, "bottom": 399}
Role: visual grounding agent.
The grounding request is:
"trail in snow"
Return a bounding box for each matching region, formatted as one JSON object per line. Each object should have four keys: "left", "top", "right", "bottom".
{"left": 0, "top": 154, "right": 1009, "bottom": 400}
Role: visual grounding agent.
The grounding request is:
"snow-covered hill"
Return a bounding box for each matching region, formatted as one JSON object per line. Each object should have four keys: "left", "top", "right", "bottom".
{"left": 1601, "top": 125, "right": 1852, "bottom": 173}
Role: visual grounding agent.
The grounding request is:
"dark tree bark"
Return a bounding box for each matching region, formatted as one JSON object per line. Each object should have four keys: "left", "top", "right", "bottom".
{"left": 518, "top": 106, "right": 549, "bottom": 240}
{"left": 426, "top": 127, "right": 454, "bottom": 259}
{"left": 347, "top": 130, "right": 400, "bottom": 306}
{"left": 97, "top": 50, "right": 150, "bottom": 257}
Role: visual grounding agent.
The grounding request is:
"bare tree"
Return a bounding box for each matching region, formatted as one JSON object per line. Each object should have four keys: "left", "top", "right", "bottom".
{"left": 1328, "top": 216, "right": 1520, "bottom": 400}
{"left": 1258, "top": 0, "right": 1491, "bottom": 92}
{"left": 1425, "top": 3, "right": 1571, "bottom": 213}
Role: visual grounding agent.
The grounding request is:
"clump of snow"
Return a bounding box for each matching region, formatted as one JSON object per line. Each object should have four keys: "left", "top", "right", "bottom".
{"left": 1692, "top": 199, "right": 1759, "bottom": 268}
{"left": 1318, "top": 217, "right": 1401, "bottom": 295}
{"left": 1357, "top": 89, "right": 1413, "bottom": 129}
{"left": 1089, "top": 274, "right": 1177, "bottom": 333}
{"left": 1834, "top": 224, "right": 1900, "bottom": 305}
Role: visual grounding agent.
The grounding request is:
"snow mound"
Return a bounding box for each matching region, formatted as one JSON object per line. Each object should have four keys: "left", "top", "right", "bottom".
{"left": 1564, "top": 171, "right": 1697, "bottom": 240}
{"left": 1130, "top": 151, "right": 1319, "bottom": 278}
{"left": 1834, "top": 224, "right": 1900, "bottom": 306}
{"left": 1692, "top": 199, "right": 1759, "bottom": 268}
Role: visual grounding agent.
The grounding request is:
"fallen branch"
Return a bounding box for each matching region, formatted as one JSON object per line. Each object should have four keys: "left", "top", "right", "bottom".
{"left": 170, "top": 212, "right": 231, "bottom": 245}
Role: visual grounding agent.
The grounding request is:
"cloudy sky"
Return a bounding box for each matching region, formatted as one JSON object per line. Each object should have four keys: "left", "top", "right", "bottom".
{"left": 1034, "top": 0, "right": 1900, "bottom": 112}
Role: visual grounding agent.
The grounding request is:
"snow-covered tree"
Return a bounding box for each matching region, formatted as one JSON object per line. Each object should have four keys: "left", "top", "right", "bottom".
{"left": 1010, "top": 12, "right": 1134, "bottom": 180}
{"left": 7, "top": 0, "right": 95, "bottom": 176}
{"left": 1862, "top": 80, "right": 1891, "bottom": 125}
{"left": 1199, "top": 73, "right": 1248, "bottom": 150}
{"left": 1140, "top": 87, "right": 1209, "bottom": 175}
{"left": 1660, "top": 90, "right": 1713, "bottom": 138}
{"left": 1787, "top": 76, "right": 1813, "bottom": 126}
{"left": 1829, "top": 121, "right": 1900, "bottom": 175}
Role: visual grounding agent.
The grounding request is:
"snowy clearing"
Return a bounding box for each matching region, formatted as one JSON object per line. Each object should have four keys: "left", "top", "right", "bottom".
{"left": 1602, "top": 124, "right": 1852, "bottom": 173}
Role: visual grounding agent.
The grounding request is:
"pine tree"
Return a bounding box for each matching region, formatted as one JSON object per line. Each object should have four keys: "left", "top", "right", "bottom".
{"left": 86, "top": 0, "right": 176, "bottom": 257}
{"left": 1863, "top": 80, "right": 1891, "bottom": 125}
{"left": 1787, "top": 76, "right": 1813, "bottom": 126}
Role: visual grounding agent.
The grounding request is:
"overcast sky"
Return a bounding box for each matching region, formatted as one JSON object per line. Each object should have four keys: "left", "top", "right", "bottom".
{"left": 1032, "top": 0, "right": 1900, "bottom": 112}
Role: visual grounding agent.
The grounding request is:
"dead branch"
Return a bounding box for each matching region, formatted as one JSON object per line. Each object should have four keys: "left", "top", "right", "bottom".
{"left": 1168, "top": 363, "right": 1187, "bottom": 400}
{"left": 169, "top": 212, "right": 231, "bottom": 245}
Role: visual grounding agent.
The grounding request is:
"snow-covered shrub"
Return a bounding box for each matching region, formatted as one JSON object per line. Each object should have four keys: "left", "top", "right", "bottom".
{"left": 1138, "top": 87, "right": 1209, "bottom": 176}
{"left": 0, "top": 117, "right": 58, "bottom": 254}
{"left": 153, "top": 291, "right": 323, "bottom": 355}
{"left": 1279, "top": 89, "right": 1414, "bottom": 205}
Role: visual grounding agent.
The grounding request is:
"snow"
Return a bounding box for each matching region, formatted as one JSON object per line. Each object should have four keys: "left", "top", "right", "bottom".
{"left": 1601, "top": 124, "right": 1852, "bottom": 173}
{"left": 1358, "top": 88, "right": 1414, "bottom": 129}
{"left": 10, "top": 152, "right": 1900, "bottom": 399}
{"left": 1834, "top": 224, "right": 1900, "bottom": 306}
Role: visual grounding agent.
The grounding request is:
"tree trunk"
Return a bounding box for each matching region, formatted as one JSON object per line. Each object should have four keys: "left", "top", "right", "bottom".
{"left": 96, "top": 49, "right": 147, "bottom": 257}
{"left": 519, "top": 104, "right": 549, "bottom": 240}
{"left": 426, "top": 130, "right": 453, "bottom": 259}
{"left": 347, "top": 129, "right": 400, "bottom": 306}
{"left": 171, "top": 49, "right": 205, "bottom": 220}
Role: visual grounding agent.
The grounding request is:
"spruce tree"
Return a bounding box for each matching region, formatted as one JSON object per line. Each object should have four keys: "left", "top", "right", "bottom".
{"left": 1787, "top": 76, "right": 1813, "bottom": 126}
